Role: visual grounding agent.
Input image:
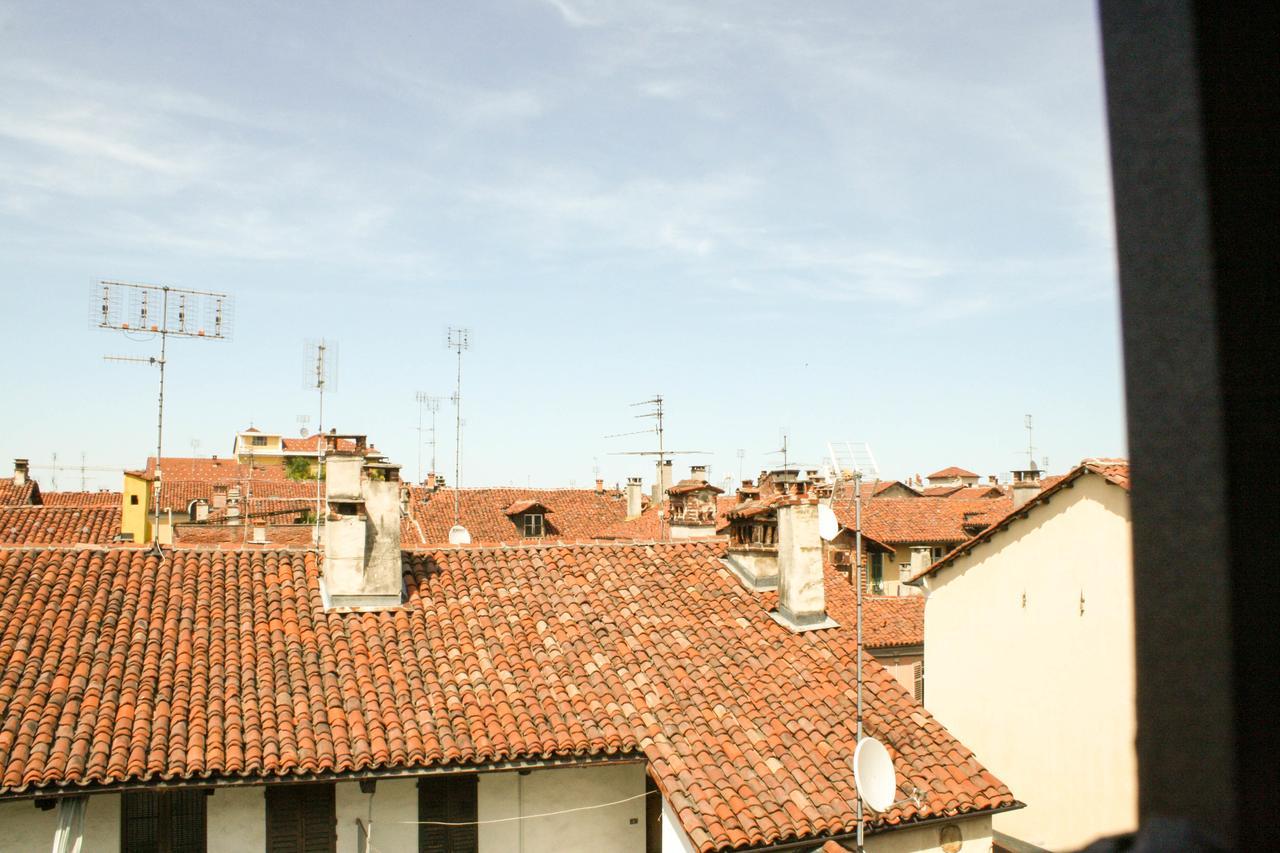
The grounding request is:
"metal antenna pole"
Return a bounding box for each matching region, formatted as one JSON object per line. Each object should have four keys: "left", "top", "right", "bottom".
{"left": 50, "top": 453, "right": 57, "bottom": 491}
{"left": 316, "top": 342, "right": 327, "bottom": 434}
{"left": 415, "top": 391, "right": 426, "bottom": 483}
{"left": 80, "top": 452, "right": 86, "bottom": 491}
{"left": 447, "top": 328, "right": 471, "bottom": 527}
{"left": 855, "top": 467, "right": 864, "bottom": 851}
{"left": 737, "top": 448, "right": 745, "bottom": 483}
{"left": 152, "top": 286, "right": 169, "bottom": 550}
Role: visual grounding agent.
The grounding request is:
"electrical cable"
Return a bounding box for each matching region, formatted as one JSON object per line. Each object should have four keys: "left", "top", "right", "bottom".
{"left": 396, "top": 788, "right": 658, "bottom": 827}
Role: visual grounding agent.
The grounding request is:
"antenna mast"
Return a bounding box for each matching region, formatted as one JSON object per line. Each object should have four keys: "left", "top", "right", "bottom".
{"left": 94, "top": 280, "right": 233, "bottom": 550}
{"left": 446, "top": 327, "right": 471, "bottom": 530}
{"left": 415, "top": 392, "right": 442, "bottom": 483}
{"left": 1024, "top": 414, "right": 1037, "bottom": 470}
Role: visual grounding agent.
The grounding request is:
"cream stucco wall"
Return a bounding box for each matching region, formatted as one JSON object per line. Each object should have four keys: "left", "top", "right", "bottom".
{"left": 336, "top": 777, "right": 418, "bottom": 853}
{"left": 479, "top": 762, "right": 647, "bottom": 853}
{"left": 922, "top": 473, "right": 1136, "bottom": 850}
{"left": 866, "top": 814, "right": 992, "bottom": 852}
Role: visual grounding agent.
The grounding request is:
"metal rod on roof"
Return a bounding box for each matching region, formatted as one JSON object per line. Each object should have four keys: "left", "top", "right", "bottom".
{"left": 855, "top": 467, "right": 864, "bottom": 851}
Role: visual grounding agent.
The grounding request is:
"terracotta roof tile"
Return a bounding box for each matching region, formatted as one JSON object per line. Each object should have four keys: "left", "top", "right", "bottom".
{"left": 38, "top": 491, "right": 122, "bottom": 507}
{"left": 926, "top": 467, "right": 978, "bottom": 479}
{"left": 406, "top": 488, "right": 632, "bottom": 544}
{"left": 836, "top": 498, "right": 1012, "bottom": 546}
{"left": 0, "top": 506, "right": 122, "bottom": 545}
{"left": 0, "top": 541, "right": 1014, "bottom": 850}
{"left": 0, "top": 479, "right": 40, "bottom": 507}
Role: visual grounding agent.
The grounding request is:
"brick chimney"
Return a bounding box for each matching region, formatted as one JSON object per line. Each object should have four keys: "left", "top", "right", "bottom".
{"left": 770, "top": 500, "right": 838, "bottom": 631}
{"left": 12, "top": 458, "right": 28, "bottom": 487}
{"left": 625, "top": 477, "right": 644, "bottom": 519}
{"left": 322, "top": 452, "right": 404, "bottom": 610}
{"left": 595, "top": 477, "right": 604, "bottom": 494}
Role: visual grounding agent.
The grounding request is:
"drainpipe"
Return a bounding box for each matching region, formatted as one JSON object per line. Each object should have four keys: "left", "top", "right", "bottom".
{"left": 51, "top": 796, "right": 87, "bottom": 853}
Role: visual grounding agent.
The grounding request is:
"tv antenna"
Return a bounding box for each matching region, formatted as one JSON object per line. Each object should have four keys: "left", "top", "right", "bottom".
{"left": 446, "top": 327, "right": 471, "bottom": 543}
{"left": 1020, "top": 414, "right": 1038, "bottom": 471}
{"left": 94, "top": 279, "right": 233, "bottom": 550}
{"left": 765, "top": 431, "right": 792, "bottom": 471}
{"left": 606, "top": 395, "right": 709, "bottom": 538}
{"left": 30, "top": 456, "right": 120, "bottom": 492}
{"left": 415, "top": 392, "right": 443, "bottom": 483}
{"left": 736, "top": 448, "right": 746, "bottom": 482}
{"left": 303, "top": 339, "right": 338, "bottom": 433}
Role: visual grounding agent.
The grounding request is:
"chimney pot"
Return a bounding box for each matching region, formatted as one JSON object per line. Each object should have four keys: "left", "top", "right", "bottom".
{"left": 13, "top": 458, "right": 29, "bottom": 487}
{"left": 690, "top": 464, "right": 708, "bottom": 482}
{"left": 595, "top": 478, "right": 604, "bottom": 494}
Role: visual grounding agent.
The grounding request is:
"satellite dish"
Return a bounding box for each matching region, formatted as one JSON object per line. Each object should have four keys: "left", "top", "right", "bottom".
{"left": 447, "top": 524, "right": 471, "bottom": 545}
{"left": 300, "top": 427, "right": 309, "bottom": 437}
{"left": 853, "top": 737, "right": 898, "bottom": 813}
{"left": 818, "top": 503, "right": 840, "bottom": 541}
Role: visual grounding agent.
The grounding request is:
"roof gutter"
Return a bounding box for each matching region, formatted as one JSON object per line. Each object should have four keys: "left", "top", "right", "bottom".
{"left": 743, "top": 802, "right": 1026, "bottom": 852}
{"left": 2, "top": 751, "right": 646, "bottom": 803}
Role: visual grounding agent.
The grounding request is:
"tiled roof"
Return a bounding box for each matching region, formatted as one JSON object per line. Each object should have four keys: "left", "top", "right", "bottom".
{"left": 143, "top": 457, "right": 291, "bottom": 482}
{"left": 502, "top": 499, "right": 549, "bottom": 516}
{"left": 172, "top": 524, "right": 316, "bottom": 547}
{"left": 0, "top": 479, "right": 40, "bottom": 507}
{"left": 667, "top": 479, "right": 724, "bottom": 496}
{"left": 154, "top": 479, "right": 323, "bottom": 512}
{"left": 0, "top": 506, "right": 122, "bottom": 545}
{"left": 405, "top": 488, "right": 632, "bottom": 544}
{"left": 836, "top": 497, "right": 1013, "bottom": 546}
{"left": 0, "top": 542, "right": 1014, "bottom": 850}
{"left": 594, "top": 495, "right": 737, "bottom": 540}
{"left": 926, "top": 466, "right": 978, "bottom": 479}
{"left": 910, "top": 459, "right": 1131, "bottom": 583}
{"left": 39, "top": 491, "right": 122, "bottom": 507}
{"left": 920, "top": 485, "right": 964, "bottom": 497}
{"left": 946, "top": 486, "right": 1005, "bottom": 499}
{"left": 280, "top": 435, "right": 359, "bottom": 454}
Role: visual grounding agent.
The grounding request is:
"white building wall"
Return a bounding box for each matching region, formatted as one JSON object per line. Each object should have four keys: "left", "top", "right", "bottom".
{"left": 923, "top": 474, "right": 1136, "bottom": 850}
{"left": 336, "top": 777, "right": 418, "bottom": 853}
{"left": 660, "top": 797, "right": 697, "bottom": 853}
{"left": 479, "top": 763, "right": 646, "bottom": 853}
{"left": 0, "top": 793, "right": 120, "bottom": 853}
{"left": 208, "top": 787, "right": 264, "bottom": 853}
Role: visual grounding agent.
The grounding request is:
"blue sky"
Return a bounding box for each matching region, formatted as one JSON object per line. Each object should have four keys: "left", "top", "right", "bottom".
{"left": 0, "top": 0, "right": 1124, "bottom": 492}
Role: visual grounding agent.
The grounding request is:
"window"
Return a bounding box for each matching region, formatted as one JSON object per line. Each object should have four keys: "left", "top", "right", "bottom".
{"left": 931, "top": 546, "right": 945, "bottom": 561}
{"left": 523, "top": 513, "right": 544, "bottom": 537}
{"left": 913, "top": 661, "right": 924, "bottom": 703}
{"left": 265, "top": 784, "right": 335, "bottom": 853}
{"left": 122, "top": 790, "right": 207, "bottom": 853}
{"left": 251, "top": 435, "right": 268, "bottom": 446}
{"left": 868, "top": 552, "right": 885, "bottom": 595}
{"left": 130, "top": 494, "right": 139, "bottom": 505}
{"left": 419, "top": 775, "right": 477, "bottom": 853}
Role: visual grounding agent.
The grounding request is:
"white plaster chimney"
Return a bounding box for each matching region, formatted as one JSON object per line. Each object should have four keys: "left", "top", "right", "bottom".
{"left": 625, "top": 477, "right": 644, "bottom": 519}
{"left": 322, "top": 453, "right": 404, "bottom": 610}
{"left": 770, "top": 500, "right": 838, "bottom": 631}
{"left": 690, "top": 464, "right": 708, "bottom": 482}
{"left": 193, "top": 500, "right": 209, "bottom": 522}
{"left": 652, "top": 460, "right": 674, "bottom": 503}
{"left": 12, "top": 458, "right": 28, "bottom": 487}
{"left": 1011, "top": 478, "right": 1040, "bottom": 510}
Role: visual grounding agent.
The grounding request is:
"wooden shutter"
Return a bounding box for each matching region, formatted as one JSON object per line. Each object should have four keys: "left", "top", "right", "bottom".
{"left": 122, "top": 790, "right": 207, "bottom": 853}
{"left": 266, "top": 784, "right": 336, "bottom": 853}
{"left": 913, "top": 661, "right": 925, "bottom": 703}
{"left": 418, "top": 775, "right": 478, "bottom": 853}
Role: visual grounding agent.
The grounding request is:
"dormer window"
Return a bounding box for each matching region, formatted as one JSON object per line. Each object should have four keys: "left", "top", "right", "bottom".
{"left": 251, "top": 435, "right": 268, "bottom": 446}
{"left": 523, "top": 513, "right": 545, "bottom": 537}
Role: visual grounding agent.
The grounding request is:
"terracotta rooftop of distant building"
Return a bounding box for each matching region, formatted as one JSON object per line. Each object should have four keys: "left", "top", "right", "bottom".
{"left": 404, "top": 487, "right": 633, "bottom": 544}
{"left": 0, "top": 479, "right": 40, "bottom": 507}
{"left": 0, "top": 506, "right": 122, "bottom": 545}
{"left": 280, "top": 434, "right": 359, "bottom": 454}
{"left": 946, "top": 485, "right": 1006, "bottom": 499}
{"left": 835, "top": 497, "right": 1013, "bottom": 546}
{"left": 0, "top": 541, "right": 1015, "bottom": 851}
{"left": 593, "top": 495, "right": 737, "bottom": 540}
{"left": 38, "top": 491, "right": 122, "bottom": 507}
{"left": 667, "top": 479, "right": 724, "bottom": 496}
{"left": 920, "top": 485, "right": 965, "bottom": 497}
{"left": 152, "top": 479, "right": 322, "bottom": 512}
{"left": 910, "top": 459, "right": 1131, "bottom": 583}
{"left": 142, "top": 456, "right": 291, "bottom": 482}
{"left": 926, "top": 466, "right": 979, "bottom": 479}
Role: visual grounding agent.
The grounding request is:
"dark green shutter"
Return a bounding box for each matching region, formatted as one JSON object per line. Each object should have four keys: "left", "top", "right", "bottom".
{"left": 418, "top": 775, "right": 478, "bottom": 853}
{"left": 122, "top": 790, "right": 206, "bottom": 853}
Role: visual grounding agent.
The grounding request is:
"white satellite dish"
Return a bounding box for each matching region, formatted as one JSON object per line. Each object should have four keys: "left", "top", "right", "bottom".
{"left": 447, "top": 524, "right": 471, "bottom": 545}
{"left": 853, "top": 737, "right": 898, "bottom": 813}
{"left": 300, "top": 427, "right": 309, "bottom": 437}
{"left": 818, "top": 503, "right": 840, "bottom": 541}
